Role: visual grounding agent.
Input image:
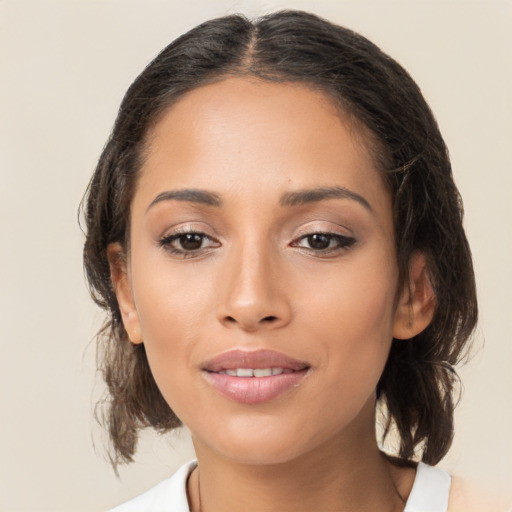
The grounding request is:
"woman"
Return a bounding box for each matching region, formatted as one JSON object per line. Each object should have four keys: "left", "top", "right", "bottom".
{"left": 82, "top": 10, "right": 488, "bottom": 511}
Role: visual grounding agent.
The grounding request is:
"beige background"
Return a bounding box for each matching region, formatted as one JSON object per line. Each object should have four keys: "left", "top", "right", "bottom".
{"left": 1, "top": 0, "right": 511, "bottom": 510}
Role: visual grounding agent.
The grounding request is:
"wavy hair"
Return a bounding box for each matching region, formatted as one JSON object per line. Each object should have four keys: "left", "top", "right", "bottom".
{"left": 82, "top": 10, "right": 477, "bottom": 469}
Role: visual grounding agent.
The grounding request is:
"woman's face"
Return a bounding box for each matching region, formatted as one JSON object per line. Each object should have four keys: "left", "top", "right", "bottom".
{"left": 115, "top": 78, "right": 407, "bottom": 465}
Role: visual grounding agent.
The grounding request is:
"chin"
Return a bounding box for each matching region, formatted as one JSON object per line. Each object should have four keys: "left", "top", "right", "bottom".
{"left": 190, "top": 412, "right": 344, "bottom": 467}
{"left": 211, "top": 437, "right": 308, "bottom": 466}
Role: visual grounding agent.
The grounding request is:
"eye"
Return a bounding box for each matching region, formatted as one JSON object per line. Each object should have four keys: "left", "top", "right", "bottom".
{"left": 159, "top": 231, "right": 220, "bottom": 257}
{"left": 292, "top": 232, "right": 356, "bottom": 254}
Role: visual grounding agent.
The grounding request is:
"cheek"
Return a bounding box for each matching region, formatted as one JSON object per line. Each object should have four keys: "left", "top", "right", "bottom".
{"left": 128, "top": 254, "right": 213, "bottom": 390}
{"left": 301, "top": 254, "right": 398, "bottom": 389}
{"left": 303, "top": 250, "right": 398, "bottom": 334}
{"left": 132, "top": 246, "right": 215, "bottom": 332}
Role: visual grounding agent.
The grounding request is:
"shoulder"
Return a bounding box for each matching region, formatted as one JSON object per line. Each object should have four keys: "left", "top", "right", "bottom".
{"left": 107, "top": 460, "right": 196, "bottom": 512}
{"left": 448, "top": 475, "right": 511, "bottom": 512}
{"left": 403, "top": 462, "right": 511, "bottom": 512}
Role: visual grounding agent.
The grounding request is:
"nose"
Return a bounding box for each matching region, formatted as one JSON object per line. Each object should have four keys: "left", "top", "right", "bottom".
{"left": 216, "top": 241, "right": 292, "bottom": 332}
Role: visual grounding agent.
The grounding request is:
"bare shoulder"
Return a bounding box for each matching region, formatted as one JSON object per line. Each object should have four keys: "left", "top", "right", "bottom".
{"left": 448, "top": 476, "right": 512, "bottom": 512}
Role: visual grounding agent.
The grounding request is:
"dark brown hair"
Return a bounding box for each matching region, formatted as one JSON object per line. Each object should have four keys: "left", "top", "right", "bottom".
{"left": 82, "top": 10, "right": 477, "bottom": 469}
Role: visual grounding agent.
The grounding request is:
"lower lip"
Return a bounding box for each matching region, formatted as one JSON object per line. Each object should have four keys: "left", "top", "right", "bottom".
{"left": 203, "top": 370, "right": 308, "bottom": 405}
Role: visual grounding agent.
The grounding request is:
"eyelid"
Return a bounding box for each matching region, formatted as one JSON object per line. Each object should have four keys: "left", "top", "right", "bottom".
{"left": 292, "top": 220, "right": 354, "bottom": 239}
{"left": 157, "top": 221, "right": 217, "bottom": 240}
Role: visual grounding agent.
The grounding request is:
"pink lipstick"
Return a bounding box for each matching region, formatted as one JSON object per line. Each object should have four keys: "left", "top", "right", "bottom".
{"left": 201, "top": 349, "right": 310, "bottom": 404}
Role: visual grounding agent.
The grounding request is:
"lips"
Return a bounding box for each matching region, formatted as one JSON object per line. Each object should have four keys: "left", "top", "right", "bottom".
{"left": 202, "top": 349, "right": 309, "bottom": 373}
{"left": 201, "top": 349, "right": 310, "bottom": 405}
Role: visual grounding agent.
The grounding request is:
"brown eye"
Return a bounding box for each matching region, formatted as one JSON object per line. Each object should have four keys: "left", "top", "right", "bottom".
{"left": 292, "top": 232, "right": 356, "bottom": 254}
{"left": 306, "top": 234, "right": 330, "bottom": 250}
{"left": 159, "top": 231, "right": 220, "bottom": 256}
{"left": 178, "top": 233, "right": 204, "bottom": 251}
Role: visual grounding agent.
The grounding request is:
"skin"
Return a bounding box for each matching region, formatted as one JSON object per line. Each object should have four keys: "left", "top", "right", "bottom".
{"left": 109, "top": 78, "right": 435, "bottom": 512}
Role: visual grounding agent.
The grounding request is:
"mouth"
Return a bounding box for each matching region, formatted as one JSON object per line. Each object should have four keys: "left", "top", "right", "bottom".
{"left": 215, "top": 367, "right": 299, "bottom": 377}
{"left": 201, "top": 349, "right": 310, "bottom": 404}
{"left": 202, "top": 349, "right": 309, "bottom": 373}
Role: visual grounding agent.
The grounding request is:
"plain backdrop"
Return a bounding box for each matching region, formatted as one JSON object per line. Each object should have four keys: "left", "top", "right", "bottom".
{"left": 1, "top": 1, "right": 511, "bottom": 510}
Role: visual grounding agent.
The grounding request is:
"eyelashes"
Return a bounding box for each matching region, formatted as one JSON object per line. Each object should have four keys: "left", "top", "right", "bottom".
{"left": 159, "top": 230, "right": 220, "bottom": 258}
{"left": 290, "top": 232, "right": 356, "bottom": 254}
{"left": 158, "top": 229, "right": 356, "bottom": 259}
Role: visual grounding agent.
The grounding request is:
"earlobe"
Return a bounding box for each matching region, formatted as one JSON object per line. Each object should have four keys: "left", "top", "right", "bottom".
{"left": 107, "top": 243, "right": 143, "bottom": 344}
{"left": 393, "top": 252, "right": 436, "bottom": 340}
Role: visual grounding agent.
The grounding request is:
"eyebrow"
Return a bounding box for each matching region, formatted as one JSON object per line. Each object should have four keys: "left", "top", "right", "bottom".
{"left": 146, "top": 189, "right": 222, "bottom": 212}
{"left": 146, "top": 186, "right": 372, "bottom": 213}
{"left": 280, "top": 186, "right": 373, "bottom": 212}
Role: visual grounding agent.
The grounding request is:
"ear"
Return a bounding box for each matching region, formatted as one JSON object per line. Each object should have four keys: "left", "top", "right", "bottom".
{"left": 393, "top": 252, "right": 436, "bottom": 340}
{"left": 107, "top": 242, "right": 143, "bottom": 344}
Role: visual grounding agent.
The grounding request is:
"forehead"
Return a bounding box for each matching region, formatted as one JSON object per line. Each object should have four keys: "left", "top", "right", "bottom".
{"left": 135, "top": 77, "right": 390, "bottom": 216}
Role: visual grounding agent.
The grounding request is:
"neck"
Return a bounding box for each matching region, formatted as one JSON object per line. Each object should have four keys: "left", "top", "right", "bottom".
{"left": 188, "top": 404, "right": 414, "bottom": 512}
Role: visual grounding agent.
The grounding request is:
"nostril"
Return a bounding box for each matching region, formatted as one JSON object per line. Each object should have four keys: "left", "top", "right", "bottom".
{"left": 221, "top": 314, "right": 281, "bottom": 329}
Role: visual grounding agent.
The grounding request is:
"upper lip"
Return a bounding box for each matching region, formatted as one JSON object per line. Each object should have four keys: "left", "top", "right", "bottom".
{"left": 201, "top": 349, "right": 310, "bottom": 372}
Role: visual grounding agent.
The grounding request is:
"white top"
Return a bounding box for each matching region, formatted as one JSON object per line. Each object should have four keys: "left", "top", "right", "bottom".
{"left": 109, "top": 460, "right": 451, "bottom": 512}
{"left": 405, "top": 462, "right": 451, "bottom": 512}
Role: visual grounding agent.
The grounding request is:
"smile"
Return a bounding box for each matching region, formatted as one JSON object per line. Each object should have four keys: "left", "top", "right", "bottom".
{"left": 217, "top": 368, "right": 295, "bottom": 377}
{"left": 201, "top": 349, "right": 310, "bottom": 404}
